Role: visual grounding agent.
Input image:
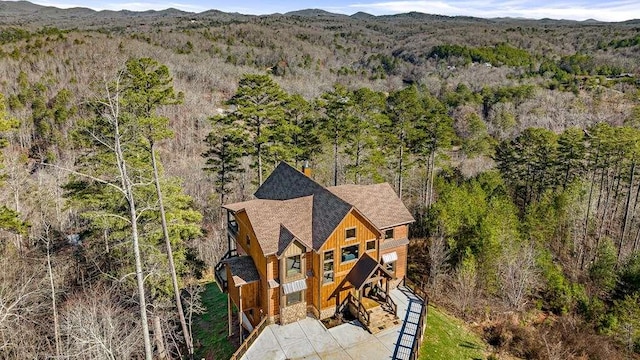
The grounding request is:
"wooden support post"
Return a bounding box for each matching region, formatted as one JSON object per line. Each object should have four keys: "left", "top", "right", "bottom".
{"left": 239, "top": 286, "right": 243, "bottom": 343}
{"left": 227, "top": 294, "right": 232, "bottom": 337}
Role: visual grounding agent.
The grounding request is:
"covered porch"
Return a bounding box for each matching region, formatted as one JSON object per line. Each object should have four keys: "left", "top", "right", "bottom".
{"left": 336, "top": 254, "right": 399, "bottom": 333}
{"left": 224, "top": 256, "right": 261, "bottom": 341}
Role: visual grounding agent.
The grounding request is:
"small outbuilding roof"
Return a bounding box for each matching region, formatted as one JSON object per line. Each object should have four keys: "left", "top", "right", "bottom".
{"left": 223, "top": 256, "right": 260, "bottom": 287}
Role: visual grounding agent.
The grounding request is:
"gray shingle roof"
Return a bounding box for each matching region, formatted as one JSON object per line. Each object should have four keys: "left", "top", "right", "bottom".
{"left": 380, "top": 237, "right": 410, "bottom": 251}
{"left": 254, "top": 162, "right": 352, "bottom": 251}
{"left": 327, "top": 183, "right": 415, "bottom": 229}
{"left": 223, "top": 256, "right": 260, "bottom": 286}
{"left": 223, "top": 196, "right": 314, "bottom": 255}
{"left": 222, "top": 162, "right": 413, "bottom": 256}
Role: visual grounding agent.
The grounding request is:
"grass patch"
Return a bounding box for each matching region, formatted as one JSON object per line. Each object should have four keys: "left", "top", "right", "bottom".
{"left": 193, "top": 281, "right": 236, "bottom": 360}
{"left": 421, "top": 305, "right": 487, "bottom": 360}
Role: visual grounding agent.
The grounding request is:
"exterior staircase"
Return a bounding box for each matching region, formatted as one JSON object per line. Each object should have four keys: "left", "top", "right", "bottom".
{"left": 367, "top": 303, "right": 400, "bottom": 334}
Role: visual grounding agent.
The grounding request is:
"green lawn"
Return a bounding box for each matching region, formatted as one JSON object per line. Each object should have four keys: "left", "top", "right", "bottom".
{"left": 420, "top": 305, "right": 487, "bottom": 360}
{"left": 193, "top": 282, "right": 236, "bottom": 360}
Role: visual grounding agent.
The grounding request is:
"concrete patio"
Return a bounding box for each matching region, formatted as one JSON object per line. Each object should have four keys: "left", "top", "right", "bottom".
{"left": 240, "top": 287, "right": 417, "bottom": 360}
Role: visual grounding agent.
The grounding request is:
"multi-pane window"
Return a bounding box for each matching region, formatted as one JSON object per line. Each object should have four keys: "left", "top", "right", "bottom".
{"left": 286, "top": 255, "right": 301, "bottom": 277}
{"left": 385, "top": 229, "right": 394, "bottom": 240}
{"left": 345, "top": 227, "right": 356, "bottom": 239}
{"left": 385, "top": 261, "right": 396, "bottom": 275}
{"left": 286, "top": 290, "right": 303, "bottom": 306}
{"left": 323, "top": 251, "right": 334, "bottom": 284}
{"left": 366, "top": 240, "right": 376, "bottom": 251}
{"left": 341, "top": 244, "right": 359, "bottom": 263}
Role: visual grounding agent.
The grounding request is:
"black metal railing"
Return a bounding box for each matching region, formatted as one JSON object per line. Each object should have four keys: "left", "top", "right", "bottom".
{"left": 401, "top": 277, "right": 429, "bottom": 360}
{"left": 214, "top": 249, "right": 238, "bottom": 292}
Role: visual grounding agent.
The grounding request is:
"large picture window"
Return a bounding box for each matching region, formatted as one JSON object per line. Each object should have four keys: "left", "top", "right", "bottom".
{"left": 341, "top": 244, "right": 359, "bottom": 263}
{"left": 323, "top": 251, "right": 334, "bottom": 284}
{"left": 286, "top": 255, "right": 301, "bottom": 277}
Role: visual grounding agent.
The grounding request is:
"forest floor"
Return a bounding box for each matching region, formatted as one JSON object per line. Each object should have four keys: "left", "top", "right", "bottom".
{"left": 421, "top": 305, "right": 489, "bottom": 360}
{"left": 193, "top": 281, "right": 238, "bottom": 360}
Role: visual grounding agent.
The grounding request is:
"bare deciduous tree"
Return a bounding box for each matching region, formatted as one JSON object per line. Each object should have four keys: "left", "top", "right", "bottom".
{"left": 61, "top": 287, "right": 143, "bottom": 360}
{"left": 499, "top": 244, "right": 537, "bottom": 311}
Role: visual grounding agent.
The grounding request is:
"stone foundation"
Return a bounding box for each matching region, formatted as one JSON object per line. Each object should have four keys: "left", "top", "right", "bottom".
{"left": 319, "top": 306, "right": 337, "bottom": 320}
{"left": 280, "top": 302, "right": 307, "bottom": 324}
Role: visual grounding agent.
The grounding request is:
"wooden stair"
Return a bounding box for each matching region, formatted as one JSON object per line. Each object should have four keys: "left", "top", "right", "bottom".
{"left": 367, "top": 304, "right": 399, "bottom": 334}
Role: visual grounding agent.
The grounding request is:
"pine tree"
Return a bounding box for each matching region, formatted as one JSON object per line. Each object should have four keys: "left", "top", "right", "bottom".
{"left": 227, "top": 74, "right": 287, "bottom": 185}
{"left": 385, "top": 86, "right": 422, "bottom": 199}
{"left": 119, "top": 57, "right": 197, "bottom": 358}
{"left": 203, "top": 113, "right": 247, "bottom": 207}
{"left": 345, "top": 88, "right": 387, "bottom": 184}
{"left": 318, "top": 84, "right": 355, "bottom": 186}
{"left": 0, "top": 93, "right": 27, "bottom": 235}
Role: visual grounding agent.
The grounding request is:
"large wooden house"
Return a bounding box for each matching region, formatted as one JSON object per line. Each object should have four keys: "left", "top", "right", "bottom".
{"left": 215, "top": 162, "right": 414, "bottom": 335}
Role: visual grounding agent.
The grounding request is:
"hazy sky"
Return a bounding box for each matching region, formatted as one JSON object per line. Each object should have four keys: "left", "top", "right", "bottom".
{"left": 19, "top": 0, "right": 640, "bottom": 22}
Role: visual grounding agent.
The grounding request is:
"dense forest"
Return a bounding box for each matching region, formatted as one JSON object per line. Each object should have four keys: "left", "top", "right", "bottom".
{"left": 0, "top": 1, "right": 640, "bottom": 359}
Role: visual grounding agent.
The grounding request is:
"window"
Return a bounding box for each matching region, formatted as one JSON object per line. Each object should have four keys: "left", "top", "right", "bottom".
{"left": 286, "top": 255, "right": 301, "bottom": 278}
{"left": 323, "top": 251, "right": 334, "bottom": 284}
{"left": 385, "top": 229, "right": 394, "bottom": 240}
{"left": 286, "top": 290, "right": 303, "bottom": 306}
{"left": 341, "top": 244, "right": 359, "bottom": 263}
{"left": 345, "top": 227, "right": 356, "bottom": 240}
{"left": 366, "top": 240, "right": 376, "bottom": 251}
{"left": 246, "top": 235, "right": 251, "bottom": 247}
{"left": 385, "top": 261, "right": 396, "bottom": 275}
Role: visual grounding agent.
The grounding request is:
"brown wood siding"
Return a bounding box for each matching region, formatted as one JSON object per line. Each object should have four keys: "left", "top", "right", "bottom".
{"left": 234, "top": 211, "right": 271, "bottom": 317}
{"left": 241, "top": 282, "right": 260, "bottom": 310}
{"left": 269, "top": 287, "right": 279, "bottom": 316}
{"left": 234, "top": 212, "right": 267, "bottom": 280}
{"left": 226, "top": 267, "right": 259, "bottom": 311}
{"left": 318, "top": 209, "right": 380, "bottom": 310}
{"left": 306, "top": 252, "right": 313, "bottom": 309}
{"left": 394, "top": 225, "right": 408, "bottom": 239}
{"left": 226, "top": 266, "right": 239, "bottom": 307}
{"left": 311, "top": 250, "right": 320, "bottom": 311}
{"left": 380, "top": 244, "right": 408, "bottom": 279}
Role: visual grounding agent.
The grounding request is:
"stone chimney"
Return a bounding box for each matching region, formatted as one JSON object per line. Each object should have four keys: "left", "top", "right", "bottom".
{"left": 301, "top": 160, "right": 311, "bottom": 177}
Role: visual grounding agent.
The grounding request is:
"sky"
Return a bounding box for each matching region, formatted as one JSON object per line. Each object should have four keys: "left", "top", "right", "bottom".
{"left": 16, "top": 0, "right": 640, "bottom": 22}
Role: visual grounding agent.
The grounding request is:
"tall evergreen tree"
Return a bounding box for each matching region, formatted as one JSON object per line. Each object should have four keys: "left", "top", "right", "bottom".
{"left": 345, "top": 88, "right": 387, "bottom": 184}
{"left": 203, "top": 114, "right": 247, "bottom": 207}
{"left": 119, "top": 57, "right": 197, "bottom": 358}
{"left": 227, "top": 74, "right": 287, "bottom": 185}
{"left": 385, "top": 86, "right": 422, "bottom": 199}
{"left": 0, "top": 93, "right": 27, "bottom": 235}
{"left": 318, "top": 84, "right": 355, "bottom": 186}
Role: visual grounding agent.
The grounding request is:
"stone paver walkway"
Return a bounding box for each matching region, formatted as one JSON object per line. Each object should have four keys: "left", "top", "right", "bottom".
{"left": 241, "top": 288, "right": 414, "bottom": 360}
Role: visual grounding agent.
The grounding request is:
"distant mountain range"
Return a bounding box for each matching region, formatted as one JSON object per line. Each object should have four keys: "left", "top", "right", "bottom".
{"left": 0, "top": 0, "right": 637, "bottom": 27}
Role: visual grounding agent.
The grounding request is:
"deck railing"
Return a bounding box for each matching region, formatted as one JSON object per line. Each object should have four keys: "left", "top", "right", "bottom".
{"left": 401, "top": 277, "right": 429, "bottom": 360}
{"left": 229, "top": 317, "right": 269, "bottom": 360}
{"left": 384, "top": 292, "right": 398, "bottom": 315}
{"left": 344, "top": 293, "right": 370, "bottom": 327}
{"left": 214, "top": 249, "right": 237, "bottom": 292}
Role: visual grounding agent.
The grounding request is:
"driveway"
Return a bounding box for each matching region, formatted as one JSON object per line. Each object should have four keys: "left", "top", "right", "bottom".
{"left": 241, "top": 288, "right": 414, "bottom": 360}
